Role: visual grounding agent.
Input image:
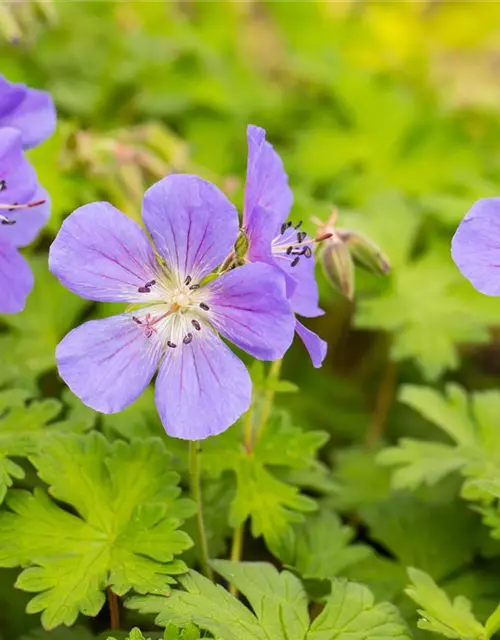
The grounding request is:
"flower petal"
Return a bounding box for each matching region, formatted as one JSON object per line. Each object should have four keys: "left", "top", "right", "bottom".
{"left": 207, "top": 262, "right": 295, "bottom": 360}
{"left": 295, "top": 320, "right": 327, "bottom": 368}
{"left": 283, "top": 251, "right": 323, "bottom": 318}
{"left": 2, "top": 184, "right": 50, "bottom": 248}
{"left": 0, "top": 76, "right": 56, "bottom": 149}
{"left": 0, "top": 243, "right": 33, "bottom": 313}
{"left": 155, "top": 329, "right": 251, "bottom": 440}
{"left": 243, "top": 125, "right": 293, "bottom": 229}
{"left": 49, "top": 202, "right": 163, "bottom": 303}
{"left": 451, "top": 198, "right": 500, "bottom": 296}
{"left": 142, "top": 174, "right": 239, "bottom": 282}
{"left": 56, "top": 313, "right": 163, "bottom": 414}
{"left": 0, "top": 127, "right": 37, "bottom": 205}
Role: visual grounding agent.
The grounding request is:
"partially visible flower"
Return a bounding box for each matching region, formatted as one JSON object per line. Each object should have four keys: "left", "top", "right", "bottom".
{"left": 0, "top": 74, "right": 56, "bottom": 149}
{"left": 452, "top": 198, "right": 500, "bottom": 295}
{"left": 49, "top": 174, "right": 296, "bottom": 440}
{"left": 0, "top": 127, "right": 49, "bottom": 312}
{"left": 242, "top": 124, "right": 328, "bottom": 368}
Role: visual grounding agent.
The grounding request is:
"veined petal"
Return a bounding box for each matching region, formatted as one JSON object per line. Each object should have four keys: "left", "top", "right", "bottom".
{"left": 245, "top": 204, "right": 275, "bottom": 263}
{"left": 207, "top": 263, "right": 295, "bottom": 360}
{"left": 155, "top": 329, "right": 251, "bottom": 440}
{"left": 56, "top": 313, "right": 163, "bottom": 414}
{"left": 142, "top": 174, "right": 239, "bottom": 283}
{"left": 2, "top": 184, "right": 50, "bottom": 249}
{"left": 452, "top": 198, "right": 500, "bottom": 296}
{"left": 0, "top": 243, "right": 33, "bottom": 313}
{"left": 243, "top": 124, "right": 292, "bottom": 229}
{"left": 49, "top": 202, "right": 163, "bottom": 303}
{"left": 0, "top": 76, "right": 56, "bottom": 149}
{"left": 295, "top": 320, "right": 327, "bottom": 368}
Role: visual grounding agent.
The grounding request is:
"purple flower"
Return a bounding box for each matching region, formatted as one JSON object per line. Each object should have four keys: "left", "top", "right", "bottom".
{"left": 0, "top": 128, "right": 49, "bottom": 313}
{"left": 243, "top": 124, "right": 327, "bottom": 367}
{"left": 452, "top": 198, "right": 500, "bottom": 295}
{"left": 49, "top": 174, "right": 296, "bottom": 440}
{"left": 0, "top": 74, "right": 56, "bottom": 149}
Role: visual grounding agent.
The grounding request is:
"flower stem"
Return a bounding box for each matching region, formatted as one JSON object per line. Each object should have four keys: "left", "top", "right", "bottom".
{"left": 229, "top": 522, "right": 244, "bottom": 596}
{"left": 366, "top": 359, "right": 397, "bottom": 445}
{"left": 256, "top": 358, "right": 283, "bottom": 441}
{"left": 188, "top": 441, "right": 213, "bottom": 580}
{"left": 107, "top": 586, "right": 120, "bottom": 631}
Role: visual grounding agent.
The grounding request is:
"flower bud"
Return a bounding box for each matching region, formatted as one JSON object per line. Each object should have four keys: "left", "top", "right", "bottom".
{"left": 337, "top": 229, "right": 391, "bottom": 275}
{"left": 320, "top": 236, "right": 355, "bottom": 300}
{"left": 234, "top": 229, "right": 250, "bottom": 261}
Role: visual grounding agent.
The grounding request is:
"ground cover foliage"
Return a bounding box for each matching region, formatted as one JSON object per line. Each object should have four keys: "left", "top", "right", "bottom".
{"left": 2, "top": 1, "right": 500, "bottom": 638}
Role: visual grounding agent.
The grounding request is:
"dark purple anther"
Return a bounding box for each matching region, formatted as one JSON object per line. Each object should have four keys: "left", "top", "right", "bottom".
{"left": 291, "top": 257, "right": 300, "bottom": 267}
{"left": 200, "top": 302, "right": 210, "bottom": 311}
{"left": 192, "top": 319, "right": 201, "bottom": 331}
{"left": 183, "top": 333, "right": 193, "bottom": 345}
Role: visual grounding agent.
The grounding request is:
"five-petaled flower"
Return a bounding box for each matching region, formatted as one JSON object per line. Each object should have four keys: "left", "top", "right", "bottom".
{"left": 0, "top": 128, "right": 49, "bottom": 313}
{"left": 452, "top": 198, "right": 500, "bottom": 296}
{"left": 242, "top": 125, "right": 328, "bottom": 368}
{"left": 49, "top": 175, "right": 296, "bottom": 440}
{"left": 0, "top": 74, "right": 56, "bottom": 149}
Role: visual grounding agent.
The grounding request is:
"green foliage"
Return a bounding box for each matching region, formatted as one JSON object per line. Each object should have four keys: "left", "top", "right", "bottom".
{"left": 0, "top": 433, "right": 194, "bottom": 630}
{"left": 405, "top": 567, "right": 499, "bottom": 639}
{"left": 129, "top": 560, "right": 411, "bottom": 640}
{"left": 380, "top": 385, "right": 500, "bottom": 515}
{"left": 201, "top": 410, "right": 328, "bottom": 549}
{"left": 276, "top": 506, "right": 372, "bottom": 580}
{"left": 106, "top": 625, "right": 200, "bottom": 640}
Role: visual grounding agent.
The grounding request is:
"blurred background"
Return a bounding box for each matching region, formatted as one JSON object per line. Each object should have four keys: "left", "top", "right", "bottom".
{"left": 3, "top": 1, "right": 500, "bottom": 637}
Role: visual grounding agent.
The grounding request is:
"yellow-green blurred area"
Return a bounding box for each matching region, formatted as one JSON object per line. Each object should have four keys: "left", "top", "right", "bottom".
{"left": 2, "top": 0, "right": 500, "bottom": 438}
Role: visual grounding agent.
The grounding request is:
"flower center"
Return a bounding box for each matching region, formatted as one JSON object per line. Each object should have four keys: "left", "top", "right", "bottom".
{"left": 271, "top": 220, "right": 333, "bottom": 268}
{"left": 132, "top": 273, "right": 210, "bottom": 349}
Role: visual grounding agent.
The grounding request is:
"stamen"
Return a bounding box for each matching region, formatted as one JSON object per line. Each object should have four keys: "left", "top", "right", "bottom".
{"left": 280, "top": 223, "right": 287, "bottom": 235}
{"left": 192, "top": 319, "right": 201, "bottom": 331}
{"left": 286, "top": 246, "right": 293, "bottom": 255}
{"left": 291, "top": 257, "right": 300, "bottom": 267}
{"left": 0, "top": 180, "right": 6, "bottom": 192}
{"left": 0, "top": 198, "right": 46, "bottom": 211}
{"left": 167, "top": 341, "right": 177, "bottom": 348}
{"left": 286, "top": 221, "right": 292, "bottom": 229}
{"left": 200, "top": 302, "right": 210, "bottom": 311}
{"left": 303, "top": 246, "right": 312, "bottom": 258}
{"left": 297, "top": 231, "right": 306, "bottom": 243}
{"left": 184, "top": 275, "right": 192, "bottom": 286}
{"left": 189, "top": 284, "right": 200, "bottom": 290}
{"left": 0, "top": 215, "right": 15, "bottom": 225}
{"left": 183, "top": 333, "right": 193, "bottom": 345}
{"left": 294, "top": 220, "right": 303, "bottom": 229}
{"left": 137, "top": 279, "right": 156, "bottom": 294}
{"left": 132, "top": 316, "right": 142, "bottom": 325}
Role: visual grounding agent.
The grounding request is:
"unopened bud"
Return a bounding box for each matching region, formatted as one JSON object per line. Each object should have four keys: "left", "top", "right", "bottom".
{"left": 321, "top": 237, "right": 355, "bottom": 300}
{"left": 234, "top": 229, "right": 249, "bottom": 261}
{"left": 337, "top": 229, "right": 390, "bottom": 275}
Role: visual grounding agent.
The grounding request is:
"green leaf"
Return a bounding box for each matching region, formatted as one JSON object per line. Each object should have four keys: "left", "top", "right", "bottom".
{"left": 362, "top": 495, "right": 481, "bottom": 581}
{"left": 0, "top": 433, "right": 194, "bottom": 630}
{"left": 276, "top": 507, "right": 372, "bottom": 580}
{"left": 406, "top": 568, "right": 486, "bottom": 639}
{"left": 0, "top": 388, "right": 94, "bottom": 504}
{"left": 201, "top": 410, "right": 327, "bottom": 548}
{"left": 308, "top": 578, "right": 412, "bottom": 640}
{"left": 128, "top": 561, "right": 410, "bottom": 640}
{"left": 355, "top": 248, "right": 492, "bottom": 380}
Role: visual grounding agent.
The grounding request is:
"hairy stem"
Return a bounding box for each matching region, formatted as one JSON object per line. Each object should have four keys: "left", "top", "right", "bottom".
{"left": 107, "top": 587, "right": 120, "bottom": 631}
{"left": 256, "top": 358, "right": 283, "bottom": 441}
{"left": 188, "top": 441, "right": 213, "bottom": 580}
